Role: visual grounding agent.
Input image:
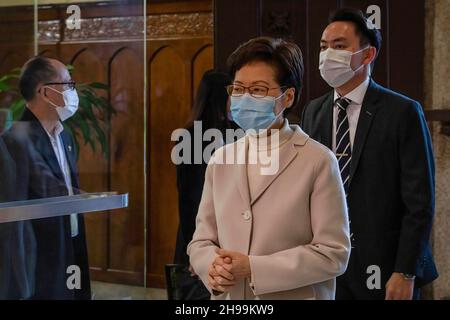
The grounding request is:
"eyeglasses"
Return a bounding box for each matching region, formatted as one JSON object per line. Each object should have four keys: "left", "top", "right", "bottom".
{"left": 44, "top": 81, "right": 76, "bottom": 90}
{"left": 226, "top": 84, "right": 285, "bottom": 98}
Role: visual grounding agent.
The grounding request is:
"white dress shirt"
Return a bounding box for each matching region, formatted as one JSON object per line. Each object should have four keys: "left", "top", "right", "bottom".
{"left": 332, "top": 78, "right": 370, "bottom": 153}
{"left": 44, "top": 121, "right": 78, "bottom": 237}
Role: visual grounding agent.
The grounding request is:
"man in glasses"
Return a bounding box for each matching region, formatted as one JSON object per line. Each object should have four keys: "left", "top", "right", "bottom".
{"left": 1, "top": 56, "right": 91, "bottom": 299}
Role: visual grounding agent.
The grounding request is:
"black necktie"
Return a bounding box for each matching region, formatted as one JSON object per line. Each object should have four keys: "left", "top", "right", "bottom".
{"left": 335, "top": 97, "right": 352, "bottom": 193}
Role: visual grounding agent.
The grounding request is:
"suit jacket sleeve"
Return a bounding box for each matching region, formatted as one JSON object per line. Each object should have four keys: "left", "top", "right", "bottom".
{"left": 187, "top": 160, "right": 220, "bottom": 294}
{"left": 0, "top": 137, "right": 15, "bottom": 202}
{"left": 248, "top": 149, "right": 351, "bottom": 296}
{"left": 0, "top": 136, "right": 36, "bottom": 300}
{"left": 395, "top": 101, "right": 435, "bottom": 275}
{"left": 300, "top": 101, "right": 311, "bottom": 133}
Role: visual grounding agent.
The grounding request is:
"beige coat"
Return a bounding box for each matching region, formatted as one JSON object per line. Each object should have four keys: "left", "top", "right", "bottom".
{"left": 187, "top": 125, "right": 351, "bottom": 300}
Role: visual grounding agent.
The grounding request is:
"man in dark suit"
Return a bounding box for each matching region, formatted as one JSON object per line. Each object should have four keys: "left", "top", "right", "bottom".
{"left": 301, "top": 8, "right": 438, "bottom": 300}
{"left": 1, "top": 56, "right": 91, "bottom": 299}
{"left": 0, "top": 134, "right": 57, "bottom": 299}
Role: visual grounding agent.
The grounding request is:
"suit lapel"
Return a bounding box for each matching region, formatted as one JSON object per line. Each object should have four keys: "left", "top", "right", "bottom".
{"left": 21, "top": 108, "right": 65, "bottom": 182}
{"left": 349, "top": 80, "right": 381, "bottom": 186}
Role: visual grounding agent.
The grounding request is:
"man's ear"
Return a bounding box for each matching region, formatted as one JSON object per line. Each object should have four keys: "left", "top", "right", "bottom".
{"left": 38, "top": 86, "right": 47, "bottom": 98}
{"left": 364, "top": 47, "right": 377, "bottom": 66}
{"left": 38, "top": 86, "right": 51, "bottom": 105}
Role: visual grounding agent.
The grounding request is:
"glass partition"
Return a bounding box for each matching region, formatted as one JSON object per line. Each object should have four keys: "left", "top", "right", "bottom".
{"left": 0, "top": 0, "right": 214, "bottom": 300}
{"left": 0, "top": 0, "right": 149, "bottom": 300}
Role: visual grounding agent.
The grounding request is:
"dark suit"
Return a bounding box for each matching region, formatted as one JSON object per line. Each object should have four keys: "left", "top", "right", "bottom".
{"left": 0, "top": 137, "right": 37, "bottom": 300}
{"left": 301, "top": 80, "right": 438, "bottom": 299}
{"left": 1, "top": 108, "right": 91, "bottom": 300}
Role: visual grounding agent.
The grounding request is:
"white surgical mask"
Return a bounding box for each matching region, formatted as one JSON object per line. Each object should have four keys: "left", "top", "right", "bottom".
{"left": 319, "top": 47, "right": 370, "bottom": 88}
{"left": 45, "top": 86, "right": 79, "bottom": 121}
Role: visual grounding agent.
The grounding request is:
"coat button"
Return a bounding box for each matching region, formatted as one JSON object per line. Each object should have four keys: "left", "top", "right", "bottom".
{"left": 242, "top": 210, "right": 251, "bottom": 221}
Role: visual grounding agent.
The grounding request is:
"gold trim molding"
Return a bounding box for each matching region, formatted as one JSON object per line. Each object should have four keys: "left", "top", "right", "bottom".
{"left": 37, "top": 12, "right": 213, "bottom": 43}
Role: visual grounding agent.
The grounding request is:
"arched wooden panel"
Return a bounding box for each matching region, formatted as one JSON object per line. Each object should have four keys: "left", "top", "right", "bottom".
{"left": 192, "top": 45, "right": 214, "bottom": 99}
{"left": 70, "top": 48, "right": 109, "bottom": 272}
{"left": 38, "top": 48, "right": 58, "bottom": 59}
{"left": 148, "top": 45, "right": 191, "bottom": 286}
{"left": 109, "top": 46, "right": 145, "bottom": 281}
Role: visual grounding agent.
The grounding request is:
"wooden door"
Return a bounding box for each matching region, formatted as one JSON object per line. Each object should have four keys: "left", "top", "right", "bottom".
{"left": 146, "top": 0, "right": 214, "bottom": 288}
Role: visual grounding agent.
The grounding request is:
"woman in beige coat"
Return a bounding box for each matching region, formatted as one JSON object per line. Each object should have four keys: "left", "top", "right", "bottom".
{"left": 187, "top": 37, "right": 351, "bottom": 300}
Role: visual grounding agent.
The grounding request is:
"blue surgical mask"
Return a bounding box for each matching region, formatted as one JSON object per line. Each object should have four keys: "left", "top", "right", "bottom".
{"left": 230, "top": 93, "right": 285, "bottom": 131}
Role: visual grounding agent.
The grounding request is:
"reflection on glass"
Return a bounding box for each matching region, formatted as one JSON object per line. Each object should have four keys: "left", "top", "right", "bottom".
{"left": 0, "top": 0, "right": 148, "bottom": 300}
{"left": 0, "top": 0, "right": 214, "bottom": 301}
{"left": 0, "top": 0, "right": 37, "bottom": 300}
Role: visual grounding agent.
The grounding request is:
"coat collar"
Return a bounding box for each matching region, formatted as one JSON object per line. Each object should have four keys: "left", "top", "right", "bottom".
{"left": 235, "top": 123, "right": 309, "bottom": 207}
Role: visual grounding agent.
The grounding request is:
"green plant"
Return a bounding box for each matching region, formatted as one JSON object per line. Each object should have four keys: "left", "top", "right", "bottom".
{"left": 0, "top": 66, "right": 115, "bottom": 159}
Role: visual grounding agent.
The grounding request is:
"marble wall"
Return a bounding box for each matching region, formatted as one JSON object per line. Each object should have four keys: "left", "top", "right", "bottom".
{"left": 425, "top": 0, "right": 450, "bottom": 300}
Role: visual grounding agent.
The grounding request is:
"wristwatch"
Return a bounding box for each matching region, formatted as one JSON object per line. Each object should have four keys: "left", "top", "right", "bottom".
{"left": 401, "top": 273, "right": 416, "bottom": 280}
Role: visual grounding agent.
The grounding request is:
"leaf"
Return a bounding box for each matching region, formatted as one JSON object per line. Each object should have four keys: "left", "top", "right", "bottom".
{"left": 66, "top": 64, "right": 74, "bottom": 75}
{"left": 10, "top": 99, "right": 26, "bottom": 120}
{"left": 71, "top": 113, "right": 94, "bottom": 150}
{"left": 0, "top": 82, "right": 11, "bottom": 92}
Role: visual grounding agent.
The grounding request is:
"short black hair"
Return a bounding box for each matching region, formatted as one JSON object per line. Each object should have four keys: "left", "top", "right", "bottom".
{"left": 330, "top": 8, "right": 382, "bottom": 63}
{"left": 227, "top": 37, "right": 304, "bottom": 110}
{"left": 19, "top": 56, "right": 58, "bottom": 101}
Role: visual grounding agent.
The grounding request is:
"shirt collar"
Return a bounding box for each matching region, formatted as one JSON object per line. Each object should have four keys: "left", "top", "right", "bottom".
{"left": 43, "top": 121, "right": 64, "bottom": 139}
{"left": 333, "top": 77, "right": 370, "bottom": 106}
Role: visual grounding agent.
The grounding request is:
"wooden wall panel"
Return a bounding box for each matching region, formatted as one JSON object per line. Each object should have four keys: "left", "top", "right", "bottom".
{"left": 387, "top": 0, "right": 425, "bottom": 104}
{"left": 57, "top": 41, "right": 147, "bottom": 285}
{"left": 0, "top": 52, "right": 29, "bottom": 75}
{"left": 67, "top": 47, "right": 110, "bottom": 272}
{"left": 149, "top": 46, "right": 186, "bottom": 287}
{"left": 147, "top": 38, "right": 213, "bottom": 288}
{"left": 109, "top": 46, "right": 145, "bottom": 282}
{"left": 193, "top": 45, "right": 214, "bottom": 98}
{"left": 145, "top": 2, "right": 213, "bottom": 287}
